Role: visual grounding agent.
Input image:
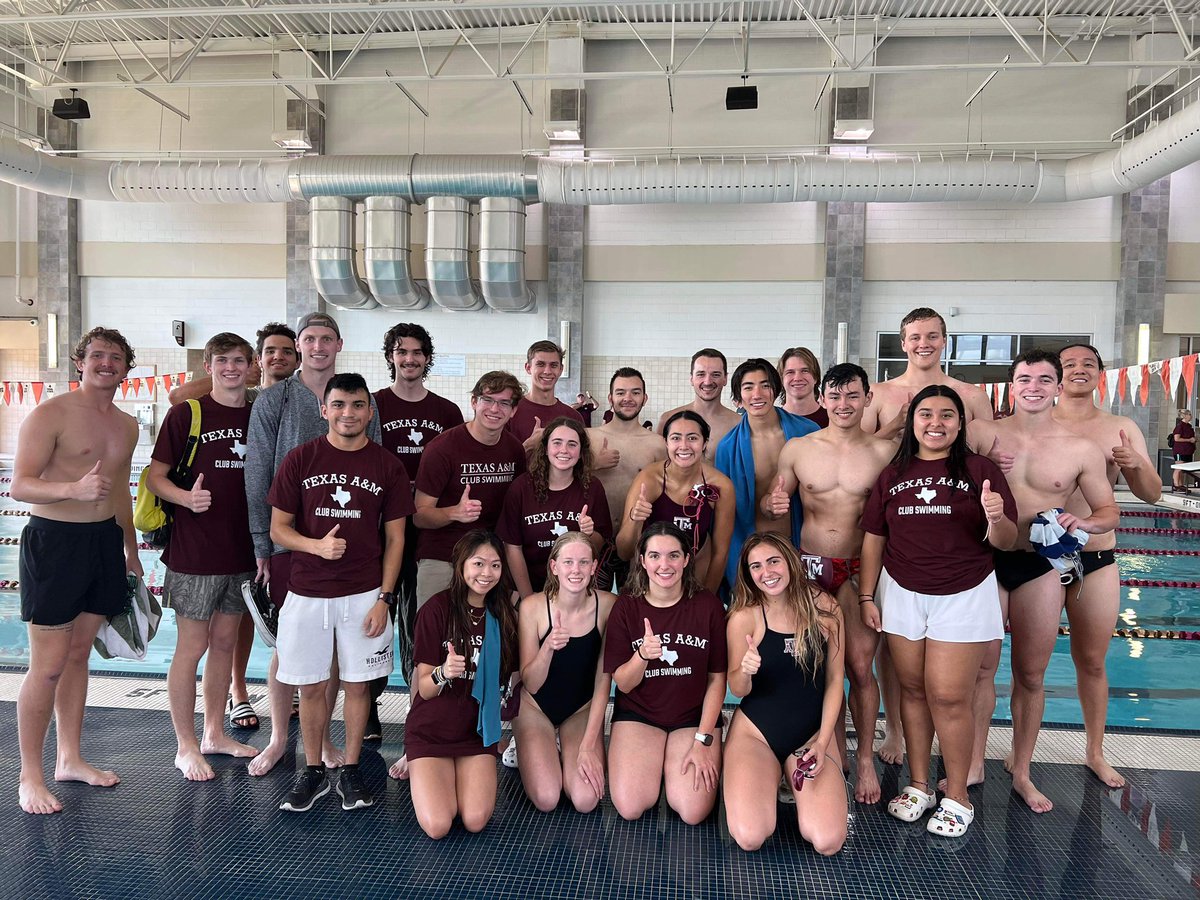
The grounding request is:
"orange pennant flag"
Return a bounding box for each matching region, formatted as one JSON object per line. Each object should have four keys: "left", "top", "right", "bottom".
{"left": 1184, "top": 354, "right": 1198, "bottom": 402}
{"left": 132, "top": 377, "right": 143, "bottom": 395}
{"left": 1139, "top": 365, "right": 1151, "bottom": 406}
{"left": 1097, "top": 373, "right": 1107, "bottom": 404}
{"left": 1117, "top": 368, "right": 1128, "bottom": 402}
{"left": 69, "top": 381, "right": 79, "bottom": 391}
{"left": 32, "top": 382, "right": 44, "bottom": 404}
{"left": 120, "top": 379, "right": 130, "bottom": 399}
{"left": 163, "top": 374, "right": 173, "bottom": 392}
{"left": 1159, "top": 358, "right": 1172, "bottom": 395}
{"left": 2, "top": 383, "right": 9, "bottom": 406}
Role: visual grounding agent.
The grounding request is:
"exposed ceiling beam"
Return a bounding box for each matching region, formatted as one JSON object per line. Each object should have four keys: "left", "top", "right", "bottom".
{"left": 115, "top": 72, "right": 191, "bottom": 119}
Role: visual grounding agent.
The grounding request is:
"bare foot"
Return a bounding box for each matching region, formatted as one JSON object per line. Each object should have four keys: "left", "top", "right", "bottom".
{"left": 248, "top": 742, "right": 286, "bottom": 777}
{"left": 388, "top": 755, "right": 410, "bottom": 781}
{"left": 938, "top": 764, "right": 986, "bottom": 792}
{"left": 1003, "top": 752, "right": 1015, "bottom": 773}
{"left": 19, "top": 779, "right": 63, "bottom": 815}
{"left": 200, "top": 735, "right": 259, "bottom": 759}
{"left": 54, "top": 759, "right": 120, "bottom": 788}
{"left": 322, "top": 743, "right": 345, "bottom": 770}
{"left": 854, "top": 756, "right": 882, "bottom": 804}
{"left": 1086, "top": 754, "right": 1126, "bottom": 789}
{"left": 174, "top": 749, "right": 215, "bottom": 782}
{"left": 1012, "top": 774, "right": 1054, "bottom": 813}
{"left": 878, "top": 731, "right": 905, "bottom": 766}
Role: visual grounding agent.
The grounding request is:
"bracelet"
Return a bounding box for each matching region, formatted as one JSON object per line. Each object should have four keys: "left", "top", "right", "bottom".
{"left": 637, "top": 645, "right": 648, "bottom": 661}
{"left": 858, "top": 595, "right": 875, "bottom": 605}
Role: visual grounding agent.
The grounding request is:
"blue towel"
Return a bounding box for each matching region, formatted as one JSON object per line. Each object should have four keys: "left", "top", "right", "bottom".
{"left": 715, "top": 408, "right": 819, "bottom": 590}
{"left": 472, "top": 610, "right": 502, "bottom": 747}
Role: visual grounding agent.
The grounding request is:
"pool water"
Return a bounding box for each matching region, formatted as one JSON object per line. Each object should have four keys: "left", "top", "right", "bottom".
{"left": 1, "top": 488, "right": 1198, "bottom": 730}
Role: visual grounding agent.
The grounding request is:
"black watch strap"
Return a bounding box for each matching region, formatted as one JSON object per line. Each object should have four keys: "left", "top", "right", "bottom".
{"left": 378, "top": 591, "right": 397, "bottom": 609}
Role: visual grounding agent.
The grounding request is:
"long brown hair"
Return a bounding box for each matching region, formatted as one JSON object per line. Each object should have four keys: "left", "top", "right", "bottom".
{"left": 622, "top": 521, "right": 701, "bottom": 598}
{"left": 528, "top": 416, "right": 594, "bottom": 503}
{"left": 445, "top": 531, "right": 518, "bottom": 681}
{"left": 729, "top": 532, "right": 837, "bottom": 676}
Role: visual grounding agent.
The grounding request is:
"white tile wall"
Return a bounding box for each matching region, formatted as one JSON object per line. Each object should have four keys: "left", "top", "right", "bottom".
{"left": 865, "top": 199, "right": 1119, "bottom": 243}
{"left": 1169, "top": 161, "right": 1200, "bottom": 243}
{"left": 584, "top": 282, "right": 823, "bottom": 359}
{"left": 0, "top": 349, "right": 38, "bottom": 456}
{"left": 585, "top": 203, "right": 823, "bottom": 246}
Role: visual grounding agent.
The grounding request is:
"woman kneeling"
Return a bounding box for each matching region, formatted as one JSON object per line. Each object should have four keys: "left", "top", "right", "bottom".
{"left": 723, "top": 533, "right": 847, "bottom": 855}
{"left": 515, "top": 532, "right": 617, "bottom": 812}
{"left": 404, "top": 531, "right": 518, "bottom": 839}
{"left": 603, "top": 522, "right": 728, "bottom": 825}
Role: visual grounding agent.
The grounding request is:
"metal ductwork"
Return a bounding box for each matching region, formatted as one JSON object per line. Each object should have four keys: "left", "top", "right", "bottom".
{"left": 309, "top": 196, "right": 378, "bottom": 310}
{"left": 424, "top": 196, "right": 485, "bottom": 311}
{"left": 479, "top": 198, "right": 536, "bottom": 313}
{"left": 3, "top": 97, "right": 1200, "bottom": 207}
{"left": 363, "top": 196, "right": 430, "bottom": 310}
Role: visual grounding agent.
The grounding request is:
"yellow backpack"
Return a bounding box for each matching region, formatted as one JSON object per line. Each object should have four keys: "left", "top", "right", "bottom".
{"left": 132, "top": 399, "right": 201, "bottom": 549}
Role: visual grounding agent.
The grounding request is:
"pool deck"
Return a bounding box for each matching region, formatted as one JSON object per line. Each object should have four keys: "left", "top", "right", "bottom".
{"left": 2, "top": 670, "right": 1199, "bottom": 899}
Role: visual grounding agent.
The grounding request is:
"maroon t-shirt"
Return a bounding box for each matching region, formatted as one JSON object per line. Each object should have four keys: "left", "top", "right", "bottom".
{"left": 495, "top": 473, "right": 613, "bottom": 590}
{"left": 403, "top": 591, "right": 497, "bottom": 760}
{"left": 374, "top": 387, "right": 465, "bottom": 481}
{"left": 860, "top": 454, "right": 1017, "bottom": 594}
{"left": 151, "top": 395, "right": 255, "bottom": 576}
{"left": 803, "top": 407, "right": 830, "bottom": 428}
{"left": 602, "top": 590, "right": 728, "bottom": 730}
{"left": 414, "top": 424, "right": 526, "bottom": 562}
{"left": 267, "top": 437, "right": 414, "bottom": 598}
{"left": 507, "top": 397, "right": 583, "bottom": 444}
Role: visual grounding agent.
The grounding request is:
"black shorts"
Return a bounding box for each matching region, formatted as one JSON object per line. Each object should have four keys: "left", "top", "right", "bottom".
{"left": 1080, "top": 549, "right": 1116, "bottom": 576}
{"left": 610, "top": 706, "right": 725, "bottom": 734}
{"left": 19, "top": 516, "right": 128, "bottom": 626}
{"left": 1176, "top": 453, "right": 1194, "bottom": 464}
{"left": 993, "top": 549, "right": 1055, "bottom": 593}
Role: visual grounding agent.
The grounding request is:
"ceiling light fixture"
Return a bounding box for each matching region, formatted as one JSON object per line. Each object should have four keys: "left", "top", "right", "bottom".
{"left": 271, "top": 129, "right": 312, "bottom": 151}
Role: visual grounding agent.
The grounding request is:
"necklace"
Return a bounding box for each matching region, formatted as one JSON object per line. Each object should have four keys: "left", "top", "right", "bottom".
{"left": 469, "top": 606, "right": 486, "bottom": 626}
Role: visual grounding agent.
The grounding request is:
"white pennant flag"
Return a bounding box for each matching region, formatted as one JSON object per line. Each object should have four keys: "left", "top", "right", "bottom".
{"left": 1169, "top": 356, "right": 1184, "bottom": 405}
{"left": 1125, "top": 364, "right": 1143, "bottom": 404}
{"left": 1104, "top": 368, "right": 1120, "bottom": 408}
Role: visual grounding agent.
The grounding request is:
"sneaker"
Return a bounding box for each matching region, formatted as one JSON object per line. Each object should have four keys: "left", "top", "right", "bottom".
{"left": 364, "top": 701, "right": 382, "bottom": 742}
{"left": 778, "top": 774, "right": 796, "bottom": 805}
{"left": 241, "top": 579, "right": 278, "bottom": 648}
{"left": 337, "top": 766, "right": 375, "bottom": 811}
{"left": 502, "top": 737, "right": 518, "bottom": 769}
{"left": 279, "top": 766, "right": 329, "bottom": 813}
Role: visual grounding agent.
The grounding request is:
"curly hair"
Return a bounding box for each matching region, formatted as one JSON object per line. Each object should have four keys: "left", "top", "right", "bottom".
{"left": 381, "top": 322, "right": 434, "bottom": 381}
{"left": 528, "top": 416, "right": 593, "bottom": 503}
{"left": 72, "top": 327, "right": 135, "bottom": 374}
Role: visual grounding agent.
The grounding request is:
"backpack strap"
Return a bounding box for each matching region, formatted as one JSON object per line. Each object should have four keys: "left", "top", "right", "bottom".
{"left": 171, "top": 398, "right": 203, "bottom": 483}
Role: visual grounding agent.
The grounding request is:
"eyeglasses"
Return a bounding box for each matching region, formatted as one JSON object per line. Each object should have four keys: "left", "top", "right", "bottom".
{"left": 475, "top": 395, "right": 516, "bottom": 409}
{"left": 790, "top": 751, "right": 818, "bottom": 792}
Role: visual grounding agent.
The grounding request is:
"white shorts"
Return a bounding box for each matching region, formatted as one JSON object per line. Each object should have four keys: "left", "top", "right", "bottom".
{"left": 276, "top": 586, "right": 395, "bottom": 685}
{"left": 879, "top": 568, "right": 1004, "bottom": 644}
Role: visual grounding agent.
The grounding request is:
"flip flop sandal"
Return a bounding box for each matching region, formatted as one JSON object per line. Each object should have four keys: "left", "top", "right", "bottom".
{"left": 926, "top": 797, "right": 975, "bottom": 837}
{"left": 887, "top": 786, "right": 936, "bottom": 822}
{"left": 227, "top": 698, "right": 260, "bottom": 730}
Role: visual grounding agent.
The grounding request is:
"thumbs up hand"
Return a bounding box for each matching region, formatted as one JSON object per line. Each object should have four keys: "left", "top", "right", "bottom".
{"left": 629, "top": 482, "right": 652, "bottom": 523}
{"left": 188, "top": 472, "right": 212, "bottom": 513}
{"left": 453, "top": 483, "right": 483, "bottom": 523}
{"left": 595, "top": 435, "right": 620, "bottom": 469}
{"left": 741, "top": 632, "right": 762, "bottom": 676}
{"left": 577, "top": 504, "right": 595, "bottom": 536}
{"left": 638, "top": 617, "right": 662, "bottom": 661}
{"left": 980, "top": 478, "right": 1004, "bottom": 525}
{"left": 314, "top": 524, "right": 347, "bottom": 560}
{"left": 764, "top": 475, "right": 790, "bottom": 519}
{"left": 443, "top": 641, "right": 467, "bottom": 680}
{"left": 546, "top": 610, "right": 570, "bottom": 652}
{"left": 1112, "top": 429, "right": 1139, "bottom": 470}
{"left": 75, "top": 459, "right": 111, "bottom": 501}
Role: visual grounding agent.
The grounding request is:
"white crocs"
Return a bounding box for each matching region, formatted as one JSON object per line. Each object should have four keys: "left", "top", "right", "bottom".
{"left": 502, "top": 738, "right": 519, "bottom": 769}
{"left": 926, "top": 796, "right": 974, "bottom": 837}
{"left": 887, "top": 785, "right": 936, "bottom": 822}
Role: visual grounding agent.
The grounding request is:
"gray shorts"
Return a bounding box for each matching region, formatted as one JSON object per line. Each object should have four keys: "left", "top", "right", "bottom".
{"left": 415, "top": 559, "right": 453, "bottom": 610}
{"left": 163, "top": 570, "right": 254, "bottom": 621}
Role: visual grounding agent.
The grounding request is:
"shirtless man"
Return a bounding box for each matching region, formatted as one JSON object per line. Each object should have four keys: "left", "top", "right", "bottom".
{"left": 762, "top": 363, "right": 895, "bottom": 803}
{"left": 588, "top": 368, "right": 666, "bottom": 587}
{"left": 657, "top": 349, "right": 741, "bottom": 457}
{"left": 778, "top": 347, "right": 828, "bottom": 428}
{"left": 861, "top": 307, "right": 994, "bottom": 438}
{"left": 968, "top": 348, "right": 1118, "bottom": 813}
{"left": 13, "top": 327, "right": 143, "bottom": 814}
{"left": 1051, "top": 343, "right": 1160, "bottom": 788}
{"left": 714, "top": 359, "right": 818, "bottom": 590}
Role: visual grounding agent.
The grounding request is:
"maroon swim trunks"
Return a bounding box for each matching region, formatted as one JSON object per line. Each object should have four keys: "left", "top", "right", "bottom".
{"left": 799, "top": 551, "right": 861, "bottom": 595}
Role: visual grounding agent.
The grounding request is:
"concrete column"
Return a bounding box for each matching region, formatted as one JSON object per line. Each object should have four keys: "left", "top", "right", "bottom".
{"left": 545, "top": 203, "right": 584, "bottom": 399}
{"left": 821, "top": 201, "right": 865, "bottom": 369}
{"left": 37, "top": 112, "right": 80, "bottom": 383}
{"left": 285, "top": 98, "right": 326, "bottom": 325}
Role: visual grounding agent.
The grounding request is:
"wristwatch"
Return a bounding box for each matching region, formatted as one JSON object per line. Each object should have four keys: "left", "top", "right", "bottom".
{"left": 378, "top": 591, "right": 397, "bottom": 609}
{"left": 694, "top": 731, "right": 714, "bottom": 747}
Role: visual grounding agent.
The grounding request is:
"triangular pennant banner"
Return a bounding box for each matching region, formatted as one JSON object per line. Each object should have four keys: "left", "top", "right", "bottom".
{"left": 1168, "top": 356, "right": 1184, "bottom": 403}
{"left": 1097, "top": 373, "right": 1107, "bottom": 405}
{"left": 1159, "top": 358, "right": 1172, "bottom": 396}
{"left": 1117, "top": 368, "right": 1129, "bottom": 403}
{"left": 32, "top": 382, "right": 44, "bottom": 404}
{"left": 69, "top": 381, "right": 79, "bottom": 392}
{"left": 1184, "top": 354, "right": 1198, "bottom": 402}
{"left": 120, "top": 380, "right": 129, "bottom": 399}
{"left": 984, "top": 383, "right": 994, "bottom": 401}
{"left": 1104, "top": 368, "right": 1120, "bottom": 408}
{"left": 2, "top": 383, "right": 9, "bottom": 406}
{"left": 163, "top": 374, "right": 173, "bottom": 392}
{"left": 16, "top": 383, "right": 23, "bottom": 404}
{"left": 1139, "top": 364, "right": 1151, "bottom": 406}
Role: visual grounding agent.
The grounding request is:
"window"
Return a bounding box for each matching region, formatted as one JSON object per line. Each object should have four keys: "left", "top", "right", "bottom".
{"left": 875, "top": 332, "right": 1091, "bottom": 385}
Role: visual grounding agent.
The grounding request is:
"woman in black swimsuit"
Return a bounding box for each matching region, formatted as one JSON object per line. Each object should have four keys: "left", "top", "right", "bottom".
{"left": 615, "top": 410, "right": 735, "bottom": 593}
{"left": 724, "top": 532, "right": 847, "bottom": 854}
{"left": 514, "top": 532, "right": 617, "bottom": 813}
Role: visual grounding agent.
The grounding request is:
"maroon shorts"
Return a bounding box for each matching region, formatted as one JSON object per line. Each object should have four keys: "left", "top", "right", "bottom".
{"left": 800, "top": 551, "right": 861, "bottom": 595}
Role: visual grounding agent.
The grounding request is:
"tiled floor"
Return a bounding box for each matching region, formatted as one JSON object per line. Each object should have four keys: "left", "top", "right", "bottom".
{"left": 3, "top": 673, "right": 1198, "bottom": 899}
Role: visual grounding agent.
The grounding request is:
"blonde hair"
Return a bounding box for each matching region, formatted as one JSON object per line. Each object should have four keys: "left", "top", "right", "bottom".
{"left": 543, "top": 532, "right": 596, "bottom": 601}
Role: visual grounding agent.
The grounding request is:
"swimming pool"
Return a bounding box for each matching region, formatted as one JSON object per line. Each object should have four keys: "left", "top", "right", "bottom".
{"left": 1, "top": 483, "right": 1198, "bottom": 730}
